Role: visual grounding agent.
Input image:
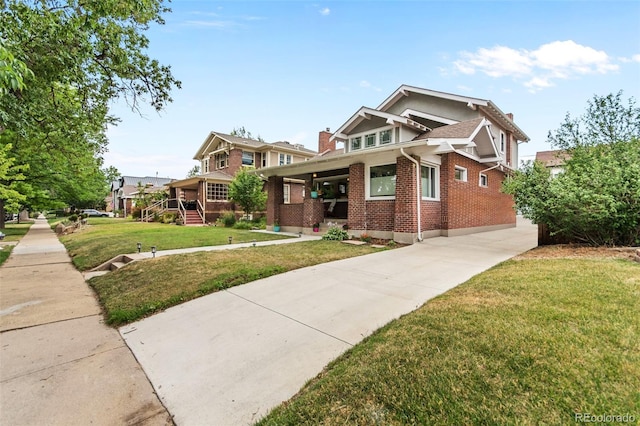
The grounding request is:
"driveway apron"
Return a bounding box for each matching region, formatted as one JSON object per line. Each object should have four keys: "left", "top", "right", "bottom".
{"left": 0, "top": 217, "right": 172, "bottom": 425}
{"left": 121, "top": 218, "right": 538, "bottom": 425}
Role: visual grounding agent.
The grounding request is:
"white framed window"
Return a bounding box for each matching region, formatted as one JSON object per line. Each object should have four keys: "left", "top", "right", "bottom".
{"left": 454, "top": 166, "right": 467, "bottom": 182}
{"left": 350, "top": 136, "right": 362, "bottom": 151}
{"left": 500, "top": 132, "right": 506, "bottom": 153}
{"left": 279, "top": 153, "right": 292, "bottom": 165}
{"left": 242, "top": 151, "right": 255, "bottom": 166}
{"left": 379, "top": 129, "right": 392, "bottom": 145}
{"left": 479, "top": 173, "right": 488, "bottom": 187}
{"left": 215, "top": 153, "right": 227, "bottom": 169}
{"left": 203, "top": 158, "right": 210, "bottom": 173}
{"left": 368, "top": 163, "right": 396, "bottom": 199}
{"left": 283, "top": 184, "right": 290, "bottom": 204}
{"left": 262, "top": 153, "right": 267, "bottom": 168}
{"left": 421, "top": 164, "right": 438, "bottom": 200}
{"left": 365, "top": 133, "right": 376, "bottom": 148}
{"left": 206, "top": 183, "right": 228, "bottom": 201}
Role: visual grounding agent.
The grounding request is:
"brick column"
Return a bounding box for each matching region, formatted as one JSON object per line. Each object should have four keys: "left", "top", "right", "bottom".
{"left": 266, "top": 176, "right": 284, "bottom": 225}
{"left": 348, "top": 163, "right": 365, "bottom": 229}
{"left": 394, "top": 155, "right": 418, "bottom": 234}
{"left": 302, "top": 198, "right": 324, "bottom": 227}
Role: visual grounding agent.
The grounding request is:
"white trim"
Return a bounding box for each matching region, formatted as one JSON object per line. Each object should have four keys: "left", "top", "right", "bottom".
{"left": 420, "top": 162, "right": 440, "bottom": 201}
{"left": 400, "top": 109, "right": 459, "bottom": 125}
{"left": 283, "top": 183, "right": 291, "bottom": 204}
{"left": 479, "top": 173, "right": 488, "bottom": 187}
{"left": 455, "top": 166, "right": 467, "bottom": 182}
{"left": 365, "top": 162, "right": 397, "bottom": 200}
{"left": 377, "top": 85, "right": 490, "bottom": 112}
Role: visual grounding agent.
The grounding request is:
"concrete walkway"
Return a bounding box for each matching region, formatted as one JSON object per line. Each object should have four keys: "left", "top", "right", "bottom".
{"left": 121, "top": 218, "right": 538, "bottom": 425}
{"left": 0, "top": 217, "right": 172, "bottom": 425}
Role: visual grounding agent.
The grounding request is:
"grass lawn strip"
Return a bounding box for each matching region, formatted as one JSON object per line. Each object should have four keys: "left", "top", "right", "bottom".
{"left": 257, "top": 258, "right": 639, "bottom": 425}
{"left": 0, "top": 222, "right": 33, "bottom": 266}
{"left": 57, "top": 217, "right": 292, "bottom": 271}
{"left": 89, "top": 241, "right": 387, "bottom": 326}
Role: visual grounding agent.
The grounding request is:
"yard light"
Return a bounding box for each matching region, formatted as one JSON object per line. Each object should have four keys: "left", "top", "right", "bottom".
{"left": 151, "top": 246, "right": 157, "bottom": 258}
{"left": 252, "top": 239, "right": 256, "bottom": 247}
{"left": 137, "top": 242, "right": 142, "bottom": 253}
{"left": 228, "top": 236, "right": 233, "bottom": 244}
{"left": 298, "top": 232, "right": 302, "bottom": 238}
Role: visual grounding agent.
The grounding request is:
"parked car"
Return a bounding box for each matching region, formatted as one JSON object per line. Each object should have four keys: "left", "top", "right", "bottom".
{"left": 81, "top": 209, "right": 114, "bottom": 217}
{"left": 4, "top": 213, "right": 17, "bottom": 222}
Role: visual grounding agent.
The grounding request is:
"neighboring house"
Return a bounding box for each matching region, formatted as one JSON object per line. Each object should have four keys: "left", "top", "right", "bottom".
{"left": 167, "top": 132, "right": 317, "bottom": 224}
{"left": 111, "top": 176, "right": 176, "bottom": 217}
{"left": 535, "top": 150, "right": 570, "bottom": 178}
{"left": 258, "top": 85, "right": 530, "bottom": 243}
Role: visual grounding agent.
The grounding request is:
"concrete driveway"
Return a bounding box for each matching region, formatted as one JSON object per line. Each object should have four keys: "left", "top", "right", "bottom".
{"left": 121, "top": 218, "right": 537, "bottom": 425}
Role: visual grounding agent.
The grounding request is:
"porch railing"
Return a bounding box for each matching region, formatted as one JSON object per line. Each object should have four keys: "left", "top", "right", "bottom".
{"left": 196, "top": 200, "right": 205, "bottom": 223}
{"left": 177, "top": 199, "right": 187, "bottom": 224}
{"left": 141, "top": 198, "right": 180, "bottom": 222}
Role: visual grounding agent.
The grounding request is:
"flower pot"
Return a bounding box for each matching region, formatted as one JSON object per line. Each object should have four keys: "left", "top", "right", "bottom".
{"left": 313, "top": 227, "right": 319, "bottom": 232}
{"left": 273, "top": 225, "right": 281, "bottom": 232}
{"left": 310, "top": 191, "right": 318, "bottom": 199}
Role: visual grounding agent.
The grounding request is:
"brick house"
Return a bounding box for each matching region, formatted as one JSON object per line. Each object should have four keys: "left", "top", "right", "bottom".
{"left": 111, "top": 175, "right": 176, "bottom": 217}
{"left": 167, "top": 132, "right": 316, "bottom": 224}
{"left": 259, "top": 85, "right": 530, "bottom": 243}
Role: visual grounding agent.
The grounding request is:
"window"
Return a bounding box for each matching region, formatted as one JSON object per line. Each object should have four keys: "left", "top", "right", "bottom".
{"left": 279, "top": 153, "right": 292, "bottom": 165}
{"left": 365, "top": 133, "right": 376, "bottom": 148}
{"left": 454, "top": 166, "right": 467, "bottom": 182}
{"left": 262, "top": 153, "right": 267, "bottom": 168}
{"left": 242, "top": 151, "right": 254, "bottom": 166}
{"left": 203, "top": 158, "right": 210, "bottom": 173}
{"left": 283, "top": 184, "right": 290, "bottom": 204}
{"left": 379, "top": 129, "right": 392, "bottom": 145}
{"left": 215, "top": 153, "right": 227, "bottom": 169}
{"left": 369, "top": 164, "right": 396, "bottom": 197}
{"left": 421, "top": 165, "right": 438, "bottom": 199}
{"left": 206, "top": 183, "right": 228, "bottom": 201}
{"left": 500, "top": 132, "right": 506, "bottom": 153}
{"left": 350, "top": 136, "right": 362, "bottom": 151}
{"left": 479, "top": 173, "right": 488, "bottom": 187}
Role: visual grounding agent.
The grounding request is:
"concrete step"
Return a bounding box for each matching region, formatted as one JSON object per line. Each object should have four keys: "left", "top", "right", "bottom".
{"left": 110, "top": 261, "right": 126, "bottom": 271}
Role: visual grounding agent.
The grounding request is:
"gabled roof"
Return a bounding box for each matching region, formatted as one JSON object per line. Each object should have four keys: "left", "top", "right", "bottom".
{"left": 417, "top": 118, "right": 498, "bottom": 158}
{"left": 378, "top": 84, "right": 530, "bottom": 142}
{"left": 332, "top": 106, "right": 431, "bottom": 141}
{"left": 168, "top": 170, "right": 234, "bottom": 189}
{"left": 193, "top": 131, "right": 317, "bottom": 159}
{"left": 118, "top": 176, "right": 175, "bottom": 188}
{"left": 414, "top": 117, "right": 485, "bottom": 140}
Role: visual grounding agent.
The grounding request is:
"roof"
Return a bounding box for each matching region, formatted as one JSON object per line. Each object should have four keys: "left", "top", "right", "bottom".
{"left": 377, "top": 84, "right": 530, "bottom": 142}
{"left": 194, "top": 132, "right": 317, "bottom": 160}
{"left": 168, "top": 170, "right": 234, "bottom": 190}
{"left": 536, "top": 150, "right": 570, "bottom": 167}
{"left": 118, "top": 176, "right": 175, "bottom": 188}
{"left": 332, "top": 106, "right": 431, "bottom": 141}
{"left": 414, "top": 117, "right": 486, "bottom": 140}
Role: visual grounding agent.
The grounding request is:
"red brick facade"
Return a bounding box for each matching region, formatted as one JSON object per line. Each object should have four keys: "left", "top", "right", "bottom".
{"left": 318, "top": 129, "right": 335, "bottom": 153}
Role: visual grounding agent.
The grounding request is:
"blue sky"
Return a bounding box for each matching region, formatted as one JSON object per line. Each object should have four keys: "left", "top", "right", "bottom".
{"left": 105, "top": 0, "right": 640, "bottom": 179}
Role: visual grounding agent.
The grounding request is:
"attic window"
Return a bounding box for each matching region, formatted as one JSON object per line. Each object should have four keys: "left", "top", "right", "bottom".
{"left": 379, "top": 129, "right": 392, "bottom": 145}
{"left": 350, "top": 136, "right": 362, "bottom": 151}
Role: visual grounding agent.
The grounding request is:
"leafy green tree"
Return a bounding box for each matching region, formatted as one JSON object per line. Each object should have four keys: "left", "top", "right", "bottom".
{"left": 228, "top": 167, "right": 267, "bottom": 218}
{"left": 230, "top": 126, "right": 265, "bottom": 142}
{"left": 504, "top": 92, "right": 640, "bottom": 246}
{"left": 0, "top": 143, "right": 29, "bottom": 228}
{"left": 0, "top": 0, "right": 180, "bottom": 211}
{"left": 186, "top": 165, "right": 200, "bottom": 178}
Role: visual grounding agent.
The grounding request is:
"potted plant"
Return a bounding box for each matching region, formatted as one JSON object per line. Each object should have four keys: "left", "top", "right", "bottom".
{"left": 313, "top": 222, "right": 320, "bottom": 232}
{"left": 273, "top": 220, "right": 281, "bottom": 232}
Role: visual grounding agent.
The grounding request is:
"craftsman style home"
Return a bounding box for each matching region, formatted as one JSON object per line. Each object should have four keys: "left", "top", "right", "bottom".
{"left": 259, "top": 85, "right": 529, "bottom": 243}
{"left": 166, "top": 132, "right": 316, "bottom": 224}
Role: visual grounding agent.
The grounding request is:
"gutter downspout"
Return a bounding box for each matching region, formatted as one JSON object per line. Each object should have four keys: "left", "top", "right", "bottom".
{"left": 480, "top": 163, "right": 502, "bottom": 174}
{"left": 400, "top": 148, "right": 423, "bottom": 242}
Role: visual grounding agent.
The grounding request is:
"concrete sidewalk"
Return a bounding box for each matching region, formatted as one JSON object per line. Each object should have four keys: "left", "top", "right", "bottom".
{"left": 121, "top": 218, "right": 538, "bottom": 425}
{"left": 0, "top": 217, "right": 172, "bottom": 425}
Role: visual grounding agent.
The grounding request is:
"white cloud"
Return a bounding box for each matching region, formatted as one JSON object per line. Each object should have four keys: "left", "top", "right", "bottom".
{"left": 184, "top": 20, "right": 238, "bottom": 29}
{"left": 319, "top": 7, "right": 330, "bottom": 16}
{"left": 633, "top": 54, "right": 640, "bottom": 62}
{"left": 359, "top": 80, "right": 371, "bottom": 88}
{"left": 453, "top": 40, "right": 619, "bottom": 91}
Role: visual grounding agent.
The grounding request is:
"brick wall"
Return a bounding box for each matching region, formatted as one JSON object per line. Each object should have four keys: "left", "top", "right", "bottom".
{"left": 280, "top": 204, "right": 304, "bottom": 227}
{"left": 266, "top": 176, "right": 284, "bottom": 225}
{"left": 441, "top": 152, "right": 515, "bottom": 230}
{"left": 394, "top": 155, "right": 418, "bottom": 233}
{"left": 228, "top": 149, "right": 243, "bottom": 175}
{"left": 318, "top": 129, "right": 335, "bottom": 153}
{"left": 347, "top": 163, "right": 366, "bottom": 229}
{"left": 289, "top": 182, "right": 305, "bottom": 204}
{"left": 365, "top": 200, "right": 395, "bottom": 231}
{"left": 302, "top": 198, "right": 324, "bottom": 227}
{"left": 421, "top": 200, "right": 442, "bottom": 230}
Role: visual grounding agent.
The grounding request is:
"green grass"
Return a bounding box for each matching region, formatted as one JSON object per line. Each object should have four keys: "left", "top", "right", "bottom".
{"left": 0, "top": 245, "right": 12, "bottom": 266}
{"left": 89, "top": 241, "right": 387, "bottom": 326}
{"left": 257, "top": 258, "right": 640, "bottom": 425}
{"left": 57, "top": 217, "right": 293, "bottom": 270}
{"left": 0, "top": 222, "right": 33, "bottom": 241}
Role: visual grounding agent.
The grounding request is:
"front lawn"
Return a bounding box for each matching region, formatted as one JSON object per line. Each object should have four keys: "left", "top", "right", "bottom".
{"left": 0, "top": 222, "right": 33, "bottom": 241}
{"left": 258, "top": 257, "right": 640, "bottom": 425}
{"left": 89, "top": 241, "right": 387, "bottom": 326}
{"left": 57, "top": 217, "right": 292, "bottom": 270}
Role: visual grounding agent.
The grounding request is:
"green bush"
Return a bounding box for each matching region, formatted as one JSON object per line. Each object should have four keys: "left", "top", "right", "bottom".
{"left": 322, "top": 226, "right": 349, "bottom": 241}
{"left": 161, "top": 213, "right": 176, "bottom": 224}
{"left": 131, "top": 207, "right": 142, "bottom": 219}
{"left": 219, "top": 210, "right": 236, "bottom": 227}
{"left": 232, "top": 220, "right": 253, "bottom": 230}
{"left": 68, "top": 214, "right": 78, "bottom": 222}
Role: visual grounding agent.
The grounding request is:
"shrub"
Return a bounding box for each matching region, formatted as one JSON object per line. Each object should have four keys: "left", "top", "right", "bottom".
{"left": 68, "top": 214, "right": 78, "bottom": 222}
{"left": 360, "top": 233, "right": 372, "bottom": 243}
{"left": 161, "top": 213, "right": 176, "bottom": 224}
{"left": 322, "top": 226, "right": 349, "bottom": 241}
{"left": 219, "top": 210, "right": 236, "bottom": 227}
{"left": 232, "top": 220, "right": 252, "bottom": 230}
{"left": 131, "top": 207, "right": 142, "bottom": 219}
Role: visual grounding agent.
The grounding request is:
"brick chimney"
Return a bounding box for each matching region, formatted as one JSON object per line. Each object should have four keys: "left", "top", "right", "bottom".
{"left": 318, "top": 128, "right": 335, "bottom": 153}
{"left": 506, "top": 112, "right": 514, "bottom": 121}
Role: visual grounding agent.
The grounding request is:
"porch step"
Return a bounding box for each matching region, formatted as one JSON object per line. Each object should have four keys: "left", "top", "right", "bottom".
{"left": 184, "top": 210, "right": 203, "bottom": 225}
{"left": 110, "top": 261, "right": 126, "bottom": 271}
